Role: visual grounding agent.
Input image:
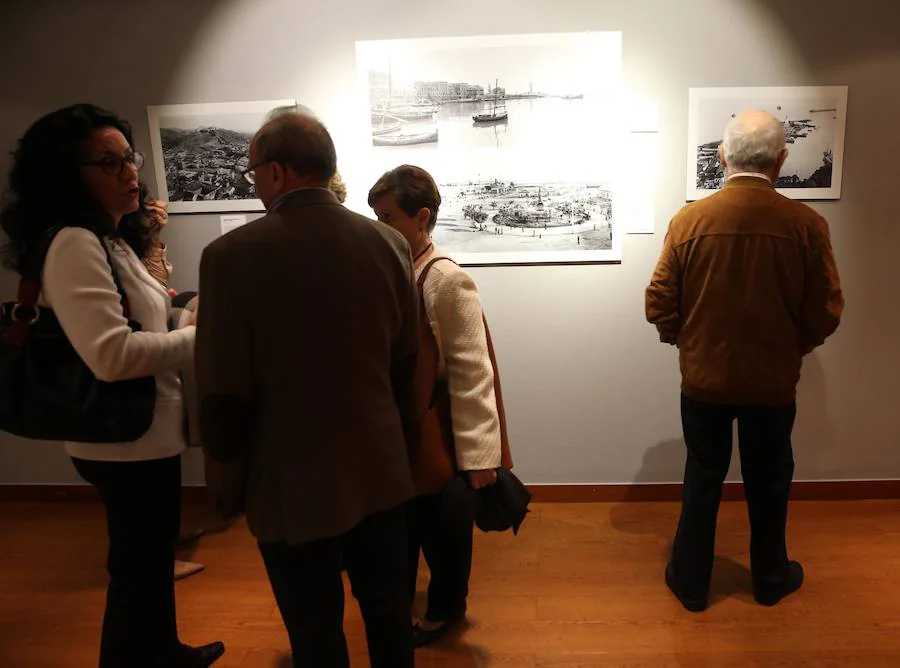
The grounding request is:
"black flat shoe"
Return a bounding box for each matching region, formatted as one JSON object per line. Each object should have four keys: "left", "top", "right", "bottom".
{"left": 178, "top": 641, "right": 225, "bottom": 666}
{"left": 176, "top": 528, "right": 206, "bottom": 547}
{"left": 412, "top": 618, "right": 462, "bottom": 648}
{"left": 665, "top": 562, "right": 708, "bottom": 613}
{"left": 753, "top": 561, "right": 804, "bottom": 606}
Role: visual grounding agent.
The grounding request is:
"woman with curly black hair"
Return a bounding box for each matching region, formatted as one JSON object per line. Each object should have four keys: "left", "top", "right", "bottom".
{"left": 0, "top": 103, "right": 224, "bottom": 667}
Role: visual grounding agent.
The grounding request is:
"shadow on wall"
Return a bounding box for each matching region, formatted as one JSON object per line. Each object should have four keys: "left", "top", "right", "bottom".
{"left": 631, "top": 438, "right": 686, "bottom": 486}
{"left": 751, "top": 0, "right": 900, "bottom": 66}
{"left": 608, "top": 354, "right": 834, "bottom": 538}
{"left": 609, "top": 438, "right": 684, "bottom": 545}
{"left": 0, "top": 1, "right": 228, "bottom": 112}
{"left": 793, "top": 351, "right": 836, "bottom": 478}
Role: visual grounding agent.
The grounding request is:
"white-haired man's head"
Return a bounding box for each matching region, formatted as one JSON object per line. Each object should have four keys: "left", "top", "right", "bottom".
{"left": 265, "top": 103, "right": 317, "bottom": 122}
{"left": 718, "top": 109, "right": 788, "bottom": 181}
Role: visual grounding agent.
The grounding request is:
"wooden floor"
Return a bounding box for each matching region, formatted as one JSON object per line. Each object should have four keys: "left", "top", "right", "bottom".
{"left": 2, "top": 499, "right": 900, "bottom": 667}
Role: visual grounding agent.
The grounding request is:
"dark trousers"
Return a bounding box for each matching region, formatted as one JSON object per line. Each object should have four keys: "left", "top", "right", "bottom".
{"left": 258, "top": 504, "right": 413, "bottom": 668}
{"left": 671, "top": 394, "right": 797, "bottom": 599}
{"left": 72, "top": 455, "right": 183, "bottom": 668}
{"left": 407, "top": 480, "right": 478, "bottom": 622}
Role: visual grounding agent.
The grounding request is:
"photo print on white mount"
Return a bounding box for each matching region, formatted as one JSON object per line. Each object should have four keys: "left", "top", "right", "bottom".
{"left": 686, "top": 86, "right": 848, "bottom": 201}
{"left": 361, "top": 145, "right": 623, "bottom": 266}
{"left": 355, "top": 32, "right": 622, "bottom": 153}
{"left": 353, "top": 31, "right": 625, "bottom": 264}
{"left": 146, "top": 99, "right": 296, "bottom": 214}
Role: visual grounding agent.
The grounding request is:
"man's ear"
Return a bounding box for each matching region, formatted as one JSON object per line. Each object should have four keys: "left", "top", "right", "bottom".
{"left": 775, "top": 148, "right": 789, "bottom": 174}
{"left": 718, "top": 144, "right": 727, "bottom": 170}
{"left": 417, "top": 207, "right": 431, "bottom": 230}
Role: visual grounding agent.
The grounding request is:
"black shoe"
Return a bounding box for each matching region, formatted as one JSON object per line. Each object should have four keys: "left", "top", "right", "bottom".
{"left": 176, "top": 528, "right": 206, "bottom": 547}
{"left": 665, "top": 562, "right": 708, "bottom": 613}
{"left": 412, "top": 618, "right": 462, "bottom": 648}
{"left": 753, "top": 561, "right": 804, "bottom": 606}
{"left": 178, "top": 641, "right": 225, "bottom": 666}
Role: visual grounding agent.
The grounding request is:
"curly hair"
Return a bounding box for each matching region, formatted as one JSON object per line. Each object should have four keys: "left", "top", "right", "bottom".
{"left": 118, "top": 182, "right": 163, "bottom": 260}
{"left": 0, "top": 103, "right": 135, "bottom": 277}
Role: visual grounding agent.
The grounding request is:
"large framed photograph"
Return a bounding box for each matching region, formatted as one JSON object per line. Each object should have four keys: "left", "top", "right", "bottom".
{"left": 435, "top": 175, "right": 619, "bottom": 265}
{"left": 356, "top": 32, "right": 621, "bottom": 152}
{"left": 354, "top": 32, "right": 624, "bottom": 264}
{"left": 686, "top": 86, "right": 848, "bottom": 201}
{"left": 358, "top": 144, "right": 623, "bottom": 265}
{"left": 146, "top": 99, "right": 295, "bottom": 214}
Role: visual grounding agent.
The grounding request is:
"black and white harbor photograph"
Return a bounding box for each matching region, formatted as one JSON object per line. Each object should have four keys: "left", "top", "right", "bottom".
{"left": 146, "top": 99, "right": 295, "bottom": 213}
{"left": 355, "top": 32, "right": 621, "bottom": 152}
{"left": 686, "top": 86, "right": 848, "bottom": 201}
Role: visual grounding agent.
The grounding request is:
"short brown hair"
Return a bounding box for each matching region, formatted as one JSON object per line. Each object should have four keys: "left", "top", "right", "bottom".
{"left": 367, "top": 165, "right": 441, "bottom": 233}
{"left": 254, "top": 113, "right": 336, "bottom": 183}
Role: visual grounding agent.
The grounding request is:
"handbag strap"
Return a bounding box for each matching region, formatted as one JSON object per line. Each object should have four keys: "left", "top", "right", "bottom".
{"left": 416, "top": 256, "right": 454, "bottom": 290}
{"left": 9, "top": 226, "right": 132, "bottom": 326}
{"left": 416, "top": 257, "right": 454, "bottom": 410}
{"left": 415, "top": 255, "right": 511, "bottom": 463}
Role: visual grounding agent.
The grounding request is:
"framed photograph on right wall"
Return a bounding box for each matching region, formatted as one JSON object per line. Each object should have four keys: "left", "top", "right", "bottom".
{"left": 686, "top": 85, "right": 849, "bottom": 201}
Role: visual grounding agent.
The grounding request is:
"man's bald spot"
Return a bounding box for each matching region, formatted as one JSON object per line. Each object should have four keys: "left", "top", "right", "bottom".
{"left": 722, "top": 108, "right": 786, "bottom": 173}
{"left": 733, "top": 109, "right": 784, "bottom": 140}
{"left": 253, "top": 112, "right": 337, "bottom": 183}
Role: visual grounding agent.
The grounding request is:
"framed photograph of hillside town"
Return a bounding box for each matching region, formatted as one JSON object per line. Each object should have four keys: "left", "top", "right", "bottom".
{"left": 686, "top": 86, "right": 849, "bottom": 201}
{"left": 146, "top": 99, "right": 295, "bottom": 213}
{"left": 353, "top": 32, "right": 624, "bottom": 264}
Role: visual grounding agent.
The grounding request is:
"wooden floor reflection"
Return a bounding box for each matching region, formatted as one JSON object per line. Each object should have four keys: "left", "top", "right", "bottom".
{"left": 2, "top": 498, "right": 899, "bottom": 666}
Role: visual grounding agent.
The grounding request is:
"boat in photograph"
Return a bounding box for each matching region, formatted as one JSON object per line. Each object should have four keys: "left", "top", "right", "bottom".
{"left": 371, "top": 122, "right": 402, "bottom": 136}
{"left": 372, "top": 128, "right": 439, "bottom": 147}
{"left": 471, "top": 116, "right": 508, "bottom": 127}
{"left": 473, "top": 78, "right": 508, "bottom": 124}
{"left": 371, "top": 105, "right": 437, "bottom": 122}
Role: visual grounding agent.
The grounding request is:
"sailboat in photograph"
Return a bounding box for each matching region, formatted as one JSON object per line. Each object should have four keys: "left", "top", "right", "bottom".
{"left": 371, "top": 55, "right": 438, "bottom": 147}
{"left": 473, "top": 78, "right": 508, "bottom": 124}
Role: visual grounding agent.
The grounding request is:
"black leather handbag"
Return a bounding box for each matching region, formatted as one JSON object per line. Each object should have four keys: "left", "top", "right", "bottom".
{"left": 0, "top": 228, "right": 156, "bottom": 442}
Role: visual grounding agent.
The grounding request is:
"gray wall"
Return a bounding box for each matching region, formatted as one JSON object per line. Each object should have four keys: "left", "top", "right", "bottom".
{"left": 1, "top": 0, "right": 898, "bottom": 485}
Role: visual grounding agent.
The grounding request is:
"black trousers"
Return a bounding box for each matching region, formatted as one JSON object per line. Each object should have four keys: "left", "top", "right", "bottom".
{"left": 258, "top": 504, "right": 414, "bottom": 668}
{"left": 407, "top": 479, "right": 479, "bottom": 622}
{"left": 671, "top": 394, "right": 797, "bottom": 599}
{"left": 72, "top": 455, "right": 184, "bottom": 668}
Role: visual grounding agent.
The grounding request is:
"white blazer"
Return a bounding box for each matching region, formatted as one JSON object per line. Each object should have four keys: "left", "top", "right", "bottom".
{"left": 40, "top": 227, "right": 195, "bottom": 462}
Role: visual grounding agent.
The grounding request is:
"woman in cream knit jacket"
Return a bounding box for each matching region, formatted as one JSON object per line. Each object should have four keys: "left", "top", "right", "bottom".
{"left": 0, "top": 104, "right": 223, "bottom": 667}
{"left": 368, "top": 164, "right": 507, "bottom": 647}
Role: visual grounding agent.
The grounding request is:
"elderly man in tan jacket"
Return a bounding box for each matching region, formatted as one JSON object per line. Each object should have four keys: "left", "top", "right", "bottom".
{"left": 646, "top": 109, "right": 843, "bottom": 613}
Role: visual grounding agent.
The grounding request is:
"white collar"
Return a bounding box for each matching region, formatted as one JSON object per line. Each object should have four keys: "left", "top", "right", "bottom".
{"left": 727, "top": 172, "right": 772, "bottom": 184}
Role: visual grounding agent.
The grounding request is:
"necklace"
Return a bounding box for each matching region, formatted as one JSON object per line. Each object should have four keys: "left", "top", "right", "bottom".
{"left": 414, "top": 242, "right": 433, "bottom": 263}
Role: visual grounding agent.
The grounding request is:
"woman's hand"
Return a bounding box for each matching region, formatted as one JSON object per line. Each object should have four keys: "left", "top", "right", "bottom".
{"left": 147, "top": 199, "right": 169, "bottom": 226}
{"left": 466, "top": 469, "right": 498, "bottom": 489}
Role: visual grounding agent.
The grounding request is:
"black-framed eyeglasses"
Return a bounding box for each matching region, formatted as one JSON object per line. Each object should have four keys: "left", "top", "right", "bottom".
{"left": 238, "top": 161, "right": 271, "bottom": 185}
{"left": 81, "top": 151, "right": 145, "bottom": 176}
